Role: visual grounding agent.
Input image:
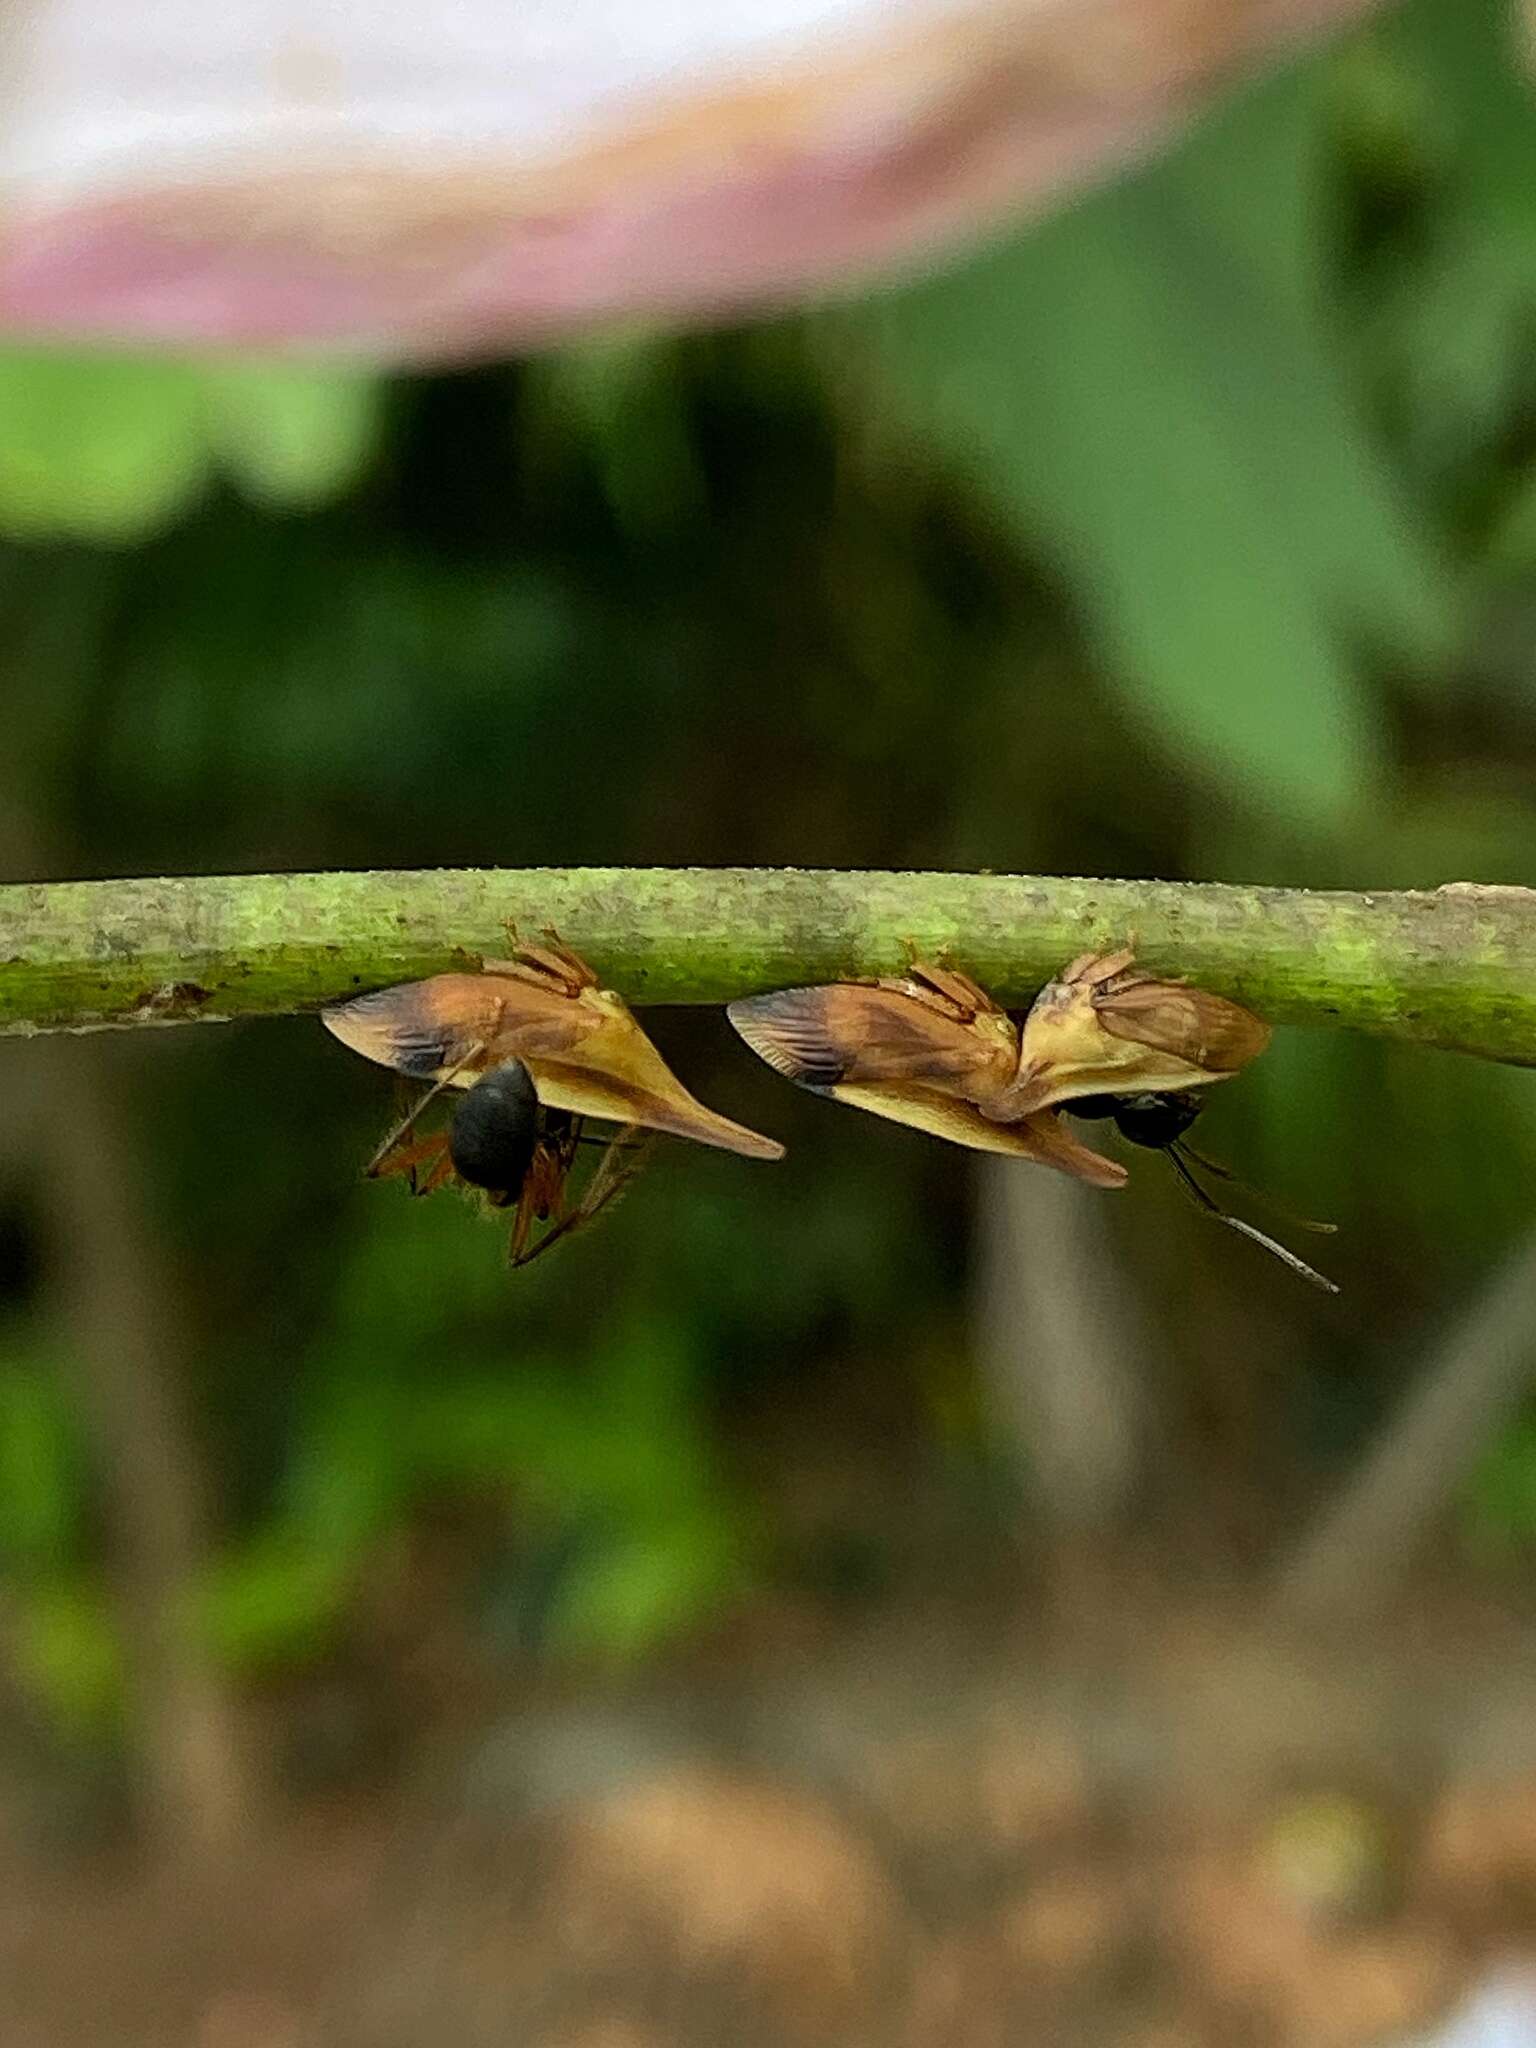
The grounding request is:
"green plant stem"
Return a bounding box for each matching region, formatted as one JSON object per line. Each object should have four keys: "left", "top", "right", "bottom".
{"left": 2, "top": 868, "right": 1535, "bottom": 1064}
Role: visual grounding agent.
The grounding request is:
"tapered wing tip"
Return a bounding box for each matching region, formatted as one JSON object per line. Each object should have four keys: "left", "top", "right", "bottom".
{"left": 817, "top": 1081, "right": 1129, "bottom": 1184}
{"left": 665, "top": 1095, "right": 786, "bottom": 1161}
{"left": 721, "top": 1126, "right": 788, "bottom": 1163}
{"left": 524, "top": 1057, "right": 786, "bottom": 1161}
{"left": 625, "top": 1101, "right": 786, "bottom": 1163}
{"left": 1016, "top": 1111, "right": 1129, "bottom": 1187}
{"left": 1061, "top": 1147, "right": 1129, "bottom": 1190}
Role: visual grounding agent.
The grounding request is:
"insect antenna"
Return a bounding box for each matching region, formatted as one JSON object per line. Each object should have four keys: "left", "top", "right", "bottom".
{"left": 1175, "top": 1141, "right": 1338, "bottom": 1235}
{"left": 1171, "top": 1138, "right": 1343, "bottom": 1228}
{"left": 1165, "top": 1147, "right": 1340, "bottom": 1295}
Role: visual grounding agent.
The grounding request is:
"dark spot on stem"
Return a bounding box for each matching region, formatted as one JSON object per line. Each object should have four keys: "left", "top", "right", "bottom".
{"left": 131, "top": 981, "right": 212, "bottom": 1020}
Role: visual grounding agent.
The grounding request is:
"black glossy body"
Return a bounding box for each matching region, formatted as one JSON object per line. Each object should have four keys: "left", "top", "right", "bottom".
{"left": 1067, "top": 1089, "right": 1204, "bottom": 1151}
{"left": 448, "top": 1062, "right": 541, "bottom": 1202}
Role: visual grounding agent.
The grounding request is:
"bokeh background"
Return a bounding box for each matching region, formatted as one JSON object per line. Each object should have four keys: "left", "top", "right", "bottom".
{"left": 4, "top": 2, "right": 1536, "bottom": 2042}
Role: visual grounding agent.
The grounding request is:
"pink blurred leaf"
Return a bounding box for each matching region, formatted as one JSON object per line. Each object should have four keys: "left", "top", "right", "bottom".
{"left": 0, "top": 0, "right": 1383, "bottom": 359}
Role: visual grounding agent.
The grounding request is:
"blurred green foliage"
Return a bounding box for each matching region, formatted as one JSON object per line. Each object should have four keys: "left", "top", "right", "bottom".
{"left": 0, "top": 354, "right": 382, "bottom": 539}
{"left": 842, "top": 60, "right": 1447, "bottom": 831}
{"left": 2, "top": 0, "right": 1536, "bottom": 1765}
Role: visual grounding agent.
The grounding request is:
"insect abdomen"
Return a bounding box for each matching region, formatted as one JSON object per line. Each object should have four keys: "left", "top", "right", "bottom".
{"left": 449, "top": 1062, "right": 540, "bottom": 1196}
